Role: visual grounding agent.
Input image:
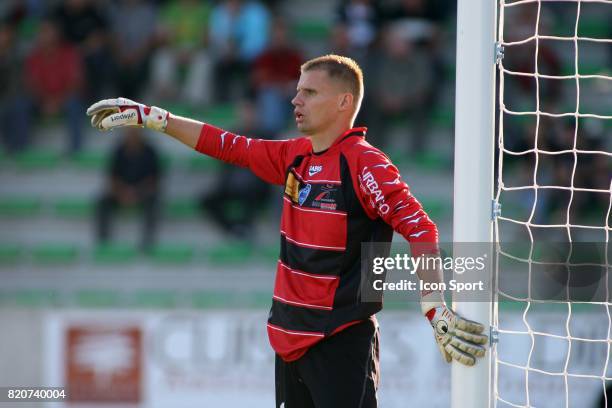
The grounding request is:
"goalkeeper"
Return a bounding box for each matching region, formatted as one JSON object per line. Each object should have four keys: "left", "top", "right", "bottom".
{"left": 87, "top": 54, "right": 487, "bottom": 408}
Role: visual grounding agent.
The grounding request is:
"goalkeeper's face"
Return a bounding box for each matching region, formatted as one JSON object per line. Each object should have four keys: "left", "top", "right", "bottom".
{"left": 292, "top": 69, "right": 353, "bottom": 136}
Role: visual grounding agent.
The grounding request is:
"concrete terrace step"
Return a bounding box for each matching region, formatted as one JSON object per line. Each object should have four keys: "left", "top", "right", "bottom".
{"left": 0, "top": 241, "right": 280, "bottom": 268}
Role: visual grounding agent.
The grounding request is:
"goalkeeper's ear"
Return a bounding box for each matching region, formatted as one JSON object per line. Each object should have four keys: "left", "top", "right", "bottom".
{"left": 338, "top": 92, "right": 354, "bottom": 112}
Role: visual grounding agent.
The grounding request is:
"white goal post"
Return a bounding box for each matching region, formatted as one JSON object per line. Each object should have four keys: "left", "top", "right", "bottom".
{"left": 452, "top": 0, "right": 497, "bottom": 407}
{"left": 453, "top": 0, "right": 612, "bottom": 407}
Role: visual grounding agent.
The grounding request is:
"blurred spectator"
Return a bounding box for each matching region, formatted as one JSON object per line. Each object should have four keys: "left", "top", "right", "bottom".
{"left": 199, "top": 99, "right": 271, "bottom": 239}
{"left": 25, "top": 19, "right": 85, "bottom": 153}
{"left": 367, "top": 23, "right": 435, "bottom": 154}
{"left": 335, "top": 0, "right": 383, "bottom": 61}
{"left": 109, "top": 0, "right": 157, "bottom": 99}
{"left": 0, "top": 22, "right": 29, "bottom": 153}
{"left": 96, "top": 128, "right": 162, "bottom": 251}
{"left": 380, "top": 0, "right": 453, "bottom": 116}
{"left": 503, "top": 5, "right": 562, "bottom": 111}
{"left": 53, "top": 0, "right": 112, "bottom": 102}
{"left": 252, "top": 18, "right": 302, "bottom": 136}
{"left": 209, "top": 0, "right": 271, "bottom": 102}
{"left": 544, "top": 120, "right": 609, "bottom": 225}
{"left": 329, "top": 23, "right": 352, "bottom": 56}
{"left": 149, "top": 0, "right": 213, "bottom": 106}
{"left": 381, "top": 0, "right": 452, "bottom": 43}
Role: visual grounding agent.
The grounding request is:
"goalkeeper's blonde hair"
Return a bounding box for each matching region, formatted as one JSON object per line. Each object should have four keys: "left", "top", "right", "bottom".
{"left": 301, "top": 54, "right": 364, "bottom": 114}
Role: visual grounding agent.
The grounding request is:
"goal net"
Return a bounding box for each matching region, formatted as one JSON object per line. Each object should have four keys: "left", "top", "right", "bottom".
{"left": 494, "top": 0, "right": 611, "bottom": 407}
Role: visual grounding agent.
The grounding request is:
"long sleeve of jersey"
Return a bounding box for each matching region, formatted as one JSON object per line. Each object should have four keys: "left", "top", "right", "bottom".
{"left": 194, "top": 122, "right": 307, "bottom": 185}
{"left": 351, "top": 148, "right": 439, "bottom": 257}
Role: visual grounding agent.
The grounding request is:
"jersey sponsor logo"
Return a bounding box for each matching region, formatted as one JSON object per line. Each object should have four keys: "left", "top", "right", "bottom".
{"left": 311, "top": 184, "right": 338, "bottom": 210}
{"left": 314, "top": 191, "right": 329, "bottom": 201}
{"left": 308, "top": 165, "right": 323, "bottom": 176}
{"left": 298, "top": 184, "right": 312, "bottom": 206}
{"left": 359, "top": 168, "right": 390, "bottom": 215}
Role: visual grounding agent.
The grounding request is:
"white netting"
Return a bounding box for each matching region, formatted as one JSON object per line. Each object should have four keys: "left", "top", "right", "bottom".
{"left": 494, "top": 0, "right": 611, "bottom": 407}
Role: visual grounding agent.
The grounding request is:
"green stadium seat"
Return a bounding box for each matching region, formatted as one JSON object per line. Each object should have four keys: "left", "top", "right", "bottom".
{"left": 206, "top": 242, "right": 253, "bottom": 265}
{"left": 292, "top": 19, "right": 331, "bottom": 41}
{"left": 32, "top": 243, "right": 79, "bottom": 265}
{"left": 75, "top": 289, "right": 120, "bottom": 308}
{"left": 561, "top": 62, "right": 610, "bottom": 77}
{"left": 92, "top": 243, "right": 138, "bottom": 264}
{"left": 0, "top": 196, "right": 42, "bottom": 217}
{"left": 54, "top": 197, "right": 94, "bottom": 218}
{"left": 444, "top": 64, "right": 456, "bottom": 81}
{"left": 192, "top": 290, "right": 235, "bottom": 308}
{"left": 579, "top": 64, "right": 610, "bottom": 77}
{"left": 419, "top": 199, "right": 451, "bottom": 220}
{"left": 189, "top": 155, "right": 221, "bottom": 172}
{"left": 150, "top": 243, "right": 196, "bottom": 264}
{"left": 257, "top": 244, "right": 280, "bottom": 263}
{"left": 431, "top": 107, "right": 454, "bottom": 129}
{"left": 131, "top": 290, "right": 178, "bottom": 308}
{"left": 165, "top": 102, "right": 193, "bottom": 118}
{"left": 412, "top": 152, "right": 449, "bottom": 171}
{"left": 197, "top": 104, "right": 237, "bottom": 128}
{"left": 71, "top": 150, "right": 106, "bottom": 171}
{"left": 578, "top": 19, "right": 609, "bottom": 38}
{"left": 192, "top": 290, "right": 271, "bottom": 309}
{"left": 12, "top": 290, "right": 59, "bottom": 307}
{"left": 17, "top": 17, "right": 40, "bottom": 42}
{"left": 165, "top": 198, "right": 200, "bottom": 219}
{"left": 0, "top": 243, "right": 23, "bottom": 265}
{"left": 13, "top": 149, "right": 61, "bottom": 171}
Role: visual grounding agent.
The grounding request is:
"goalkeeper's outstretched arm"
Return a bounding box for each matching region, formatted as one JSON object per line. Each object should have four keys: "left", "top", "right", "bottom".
{"left": 165, "top": 114, "right": 206, "bottom": 150}
{"left": 86, "top": 97, "right": 297, "bottom": 186}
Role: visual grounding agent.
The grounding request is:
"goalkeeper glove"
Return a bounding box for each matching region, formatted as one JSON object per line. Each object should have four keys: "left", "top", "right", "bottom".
{"left": 421, "top": 292, "right": 488, "bottom": 366}
{"left": 86, "top": 97, "right": 169, "bottom": 132}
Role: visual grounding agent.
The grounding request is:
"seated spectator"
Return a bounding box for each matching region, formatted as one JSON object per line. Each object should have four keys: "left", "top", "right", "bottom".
{"left": 367, "top": 23, "right": 435, "bottom": 154}
{"left": 209, "top": 0, "right": 271, "bottom": 102}
{"left": 109, "top": 0, "right": 157, "bottom": 99}
{"left": 252, "top": 18, "right": 302, "bottom": 137}
{"left": 381, "top": 0, "right": 453, "bottom": 118}
{"left": 149, "top": 0, "right": 213, "bottom": 107}
{"left": 25, "top": 19, "right": 85, "bottom": 154}
{"left": 335, "top": 0, "right": 383, "bottom": 61}
{"left": 503, "top": 5, "right": 562, "bottom": 112}
{"left": 199, "top": 99, "right": 271, "bottom": 239}
{"left": 0, "top": 22, "right": 28, "bottom": 154}
{"left": 381, "top": 0, "right": 451, "bottom": 44}
{"left": 53, "top": 0, "right": 112, "bottom": 102}
{"left": 544, "top": 120, "right": 607, "bottom": 226}
{"left": 96, "top": 128, "right": 162, "bottom": 251}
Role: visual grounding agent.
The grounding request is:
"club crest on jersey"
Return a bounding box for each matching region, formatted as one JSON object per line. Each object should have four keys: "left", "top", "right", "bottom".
{"left": 285, "top": 172, "right": 299, "bottom": 203}
{"left": 308, "top": 165, "right": 323, "bottom": 177}
{"left": 298, "top": 184, "right": 312, "bottom": 206}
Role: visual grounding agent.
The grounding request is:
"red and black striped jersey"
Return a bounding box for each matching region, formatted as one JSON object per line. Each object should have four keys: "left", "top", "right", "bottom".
{"left": 196, "top": 125, "right": 439, "bottom": 361}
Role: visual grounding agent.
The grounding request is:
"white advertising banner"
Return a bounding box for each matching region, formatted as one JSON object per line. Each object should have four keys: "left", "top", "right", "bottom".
{"left": 42, "top": 309, "right": 605, "bottom": 407}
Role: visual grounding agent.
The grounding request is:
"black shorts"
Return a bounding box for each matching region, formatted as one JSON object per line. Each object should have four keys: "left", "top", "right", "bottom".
{"left": 275, "top": 318, "right": 380, "bottom": 408}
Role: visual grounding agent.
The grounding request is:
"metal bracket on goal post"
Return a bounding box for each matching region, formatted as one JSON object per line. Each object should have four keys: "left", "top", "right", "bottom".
{"left": 452, "top": 0, "right": 497, "bottom": 407}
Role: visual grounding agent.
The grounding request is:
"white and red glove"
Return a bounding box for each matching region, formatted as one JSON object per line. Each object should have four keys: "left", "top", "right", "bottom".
{"left": 86, "top": 97, "right": 169, "bottom": 132}
{"left": 421, "top": 292, "right": 488, "bottom": 366}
